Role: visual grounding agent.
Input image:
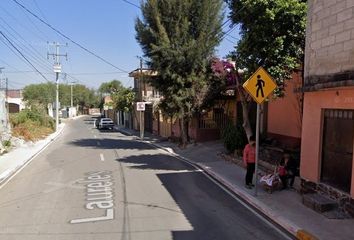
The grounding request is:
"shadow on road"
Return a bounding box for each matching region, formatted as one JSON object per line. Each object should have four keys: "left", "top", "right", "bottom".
{"left": 156, "top": 171, "right": 286, "bottom": 240}
{"left": 69, "top": 138, "right": 154, "bottom": 150}
{"left": 117, "top": 153, "right": 194, "bottom": 171}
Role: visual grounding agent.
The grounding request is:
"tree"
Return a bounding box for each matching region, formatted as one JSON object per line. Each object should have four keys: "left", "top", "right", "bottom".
{"left": 71, "top": 84, "right": 100, "bottom": 109}
{"left": 224, "top": 0, "right": 307, "bottom": 139}
{"left": 136, "top": 0, "right": 224, "bottom": 146}
{"left": 98, "top": 80, "right": 124, "bottom": 95}
{"left": 112, "top": 87, "right": 135, "bottom": 112}
{"left": 23, "top": 83, "right": 56, "bottom": 108}
{"left": 23, "top": 82, "right": 99, "bottom": 112}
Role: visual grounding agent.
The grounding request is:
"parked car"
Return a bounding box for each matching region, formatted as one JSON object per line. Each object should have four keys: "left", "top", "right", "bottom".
{"left": 97, "top": 118, "right": 114, "bottom": 129}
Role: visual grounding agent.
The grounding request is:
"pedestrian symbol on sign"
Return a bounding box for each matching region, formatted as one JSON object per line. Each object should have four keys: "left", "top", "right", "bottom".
{"left": 242, "top": 67, "right": 277, "bottom": 104}
{"left": 256, "top": 75, "right": 265, "bottom": 98}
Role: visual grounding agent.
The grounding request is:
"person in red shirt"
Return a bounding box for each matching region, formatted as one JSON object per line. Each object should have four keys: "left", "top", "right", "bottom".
{"left": 243, "top": 135, "right": 256, "bottom": 189}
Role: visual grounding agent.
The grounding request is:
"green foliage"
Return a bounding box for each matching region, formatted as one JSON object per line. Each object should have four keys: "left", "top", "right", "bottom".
{"left": 2, "top": 140, "right": 11, "bottom": 148}
{"left": 23, "top": 83, "right": 100, "bottom": 110}
{"left": 23, "top": 82, "right": 56, "bottom": 107}
{"left": 98, "top": 80, "right": 124, "bottom": 95}
{"left": 226, "top": 0, "right": 307, "bottom": 96}
{"left": 112, "top": 87, "right": 135, "bottom": 112}
{"left": 10, "top": 108, "right": 55, "bottom": 141}
{"left": 221, "top": 120, "right": 248, "bottom": 154}
{"left": 136, "top": 0, "right": 224, "bottom": 143}
{"left": 10, "top": 108, "right": 54, "bottom": 130}
{"left": 70, "top": 84, "right": 100, "bottom": 108}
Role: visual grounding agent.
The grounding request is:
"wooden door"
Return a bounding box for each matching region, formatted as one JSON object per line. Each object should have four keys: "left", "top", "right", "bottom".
{"left": 321, "top": 109, "right": 354, "bottom": 193}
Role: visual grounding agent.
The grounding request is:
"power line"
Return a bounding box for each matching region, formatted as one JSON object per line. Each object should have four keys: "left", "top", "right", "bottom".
{"left": 30, "top": 0, "right": 67, "bottom": 43}
{"left": 12, "top": 0, "right": 129, "bottom": 73}
{"left": 32, "top": 0, "right": 48, "bottom": 22}
{"left": 224, "top": 37, "right": 237, "bottom": 45}
{"left": 0, "top": 18, "right": 54, "bottom": 73}
{"left": 122, "top": 0, "right": 141, "bottom": 9}
{"left": 0, "top": 31, "right": 48, "bottom": 81}
{"left": 221, "top": 23, "right": 239, "bottom": 43}
{"left": 221, "top": 18, "right": 231, "bottom": 29}
{"left": 224, "top": 31, "right": 239, "bottom": 41}
{"left": 21, "top": 6, "right": 51, "bottom": 41}
{"left": 0, "top": 5, "right": 46, "bottom": 42}
{"left": 0, "top": 58, "right": 46, "bottom": 82}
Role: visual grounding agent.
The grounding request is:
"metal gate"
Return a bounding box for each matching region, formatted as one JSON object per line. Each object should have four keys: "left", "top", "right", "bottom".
{"left": 321, "top": 109, "right": 354, "bottom": 193}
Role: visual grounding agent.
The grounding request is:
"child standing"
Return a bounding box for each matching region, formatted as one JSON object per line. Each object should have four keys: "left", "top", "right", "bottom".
{"left": 243, "top": 135, "right": 256, "bottom": 189}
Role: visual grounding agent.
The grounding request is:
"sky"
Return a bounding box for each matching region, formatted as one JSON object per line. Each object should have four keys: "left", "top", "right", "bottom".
{"left": 0, "top": 0, "right": 239, "bottom": 90}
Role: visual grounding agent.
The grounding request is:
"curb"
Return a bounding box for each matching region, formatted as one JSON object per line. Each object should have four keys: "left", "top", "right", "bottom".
{"left": 114, "top": 126, "right": 133, "bottom": 136}
{"left": 0, "top": 123, "right": 66, "bottom": 188}
{"left": 147, "top": 140, "right": 298, "bottom": 238}
{"left": 115, "top": 127, "right": 318, "bottom": 239}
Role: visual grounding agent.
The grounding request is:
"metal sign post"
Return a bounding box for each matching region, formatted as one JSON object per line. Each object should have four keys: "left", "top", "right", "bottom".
{"left": 137, "top": 102, "right": 145, "bottom": 140}
{"left": 139, "top": 111, "right": 144, "bottom": 140}
{"left": 243, "top": 67, "right": 277, "bottom": 197}
{"left": 255, "top": 104, "right": 260, "bottom": 196}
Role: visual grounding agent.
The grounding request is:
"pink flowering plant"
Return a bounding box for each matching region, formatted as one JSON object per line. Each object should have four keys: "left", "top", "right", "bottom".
{"left": 211, "top": 58, "right": 238, "bottom": 87}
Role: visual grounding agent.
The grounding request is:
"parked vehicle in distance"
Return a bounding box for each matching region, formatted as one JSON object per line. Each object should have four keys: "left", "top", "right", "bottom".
{"left": 97, "top": 118, "right": 114, "bottom": 129}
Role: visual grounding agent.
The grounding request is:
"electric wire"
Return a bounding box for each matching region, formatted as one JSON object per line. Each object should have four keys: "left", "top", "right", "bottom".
{"left": 0, "top": 31, "right": 53, "bottom": 75}
{"left": 21, "top": 6, "right": 51, "bottom": 42}
{"left": 12, "top": 0, "right": 129, "bottom": 73}
{"left": 0, "top": 5, "right": 46, "bottom": 42}
{"left": 0, "top": 58, "right": 44, "bottom": 83}
{"left": 30, "top": 0, "right": 67, "bottom": 43}
{"left": 224, "top": 37, "right": 237, "bottom": 45}
{"left": 0, "top": 18, "right": 54, "bottom": 73}
{"left": 0, "top": 31, "right": 48, "bottom": 81}
{"left": 122, "top": 0, "right": 141, "bottom": 9}
{"left": 32, "top": 0, "right": 48, "bottom": 22}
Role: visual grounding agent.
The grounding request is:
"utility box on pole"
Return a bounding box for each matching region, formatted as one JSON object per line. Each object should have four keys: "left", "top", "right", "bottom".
{"left": 47, "top": 42, "right": 67, "bottom": 132}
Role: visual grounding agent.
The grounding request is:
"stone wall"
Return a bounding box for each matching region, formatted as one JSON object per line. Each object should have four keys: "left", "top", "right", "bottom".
{"left": 301, "top": 179, "right": 354, "bottom": 216}
{"left": 304, "top": 0, "right": 354, "bottom": 89}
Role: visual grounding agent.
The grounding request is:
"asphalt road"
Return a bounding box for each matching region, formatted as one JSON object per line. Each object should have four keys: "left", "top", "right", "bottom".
{"left": 0, "top": 116, "right": 290, "bottom": 240}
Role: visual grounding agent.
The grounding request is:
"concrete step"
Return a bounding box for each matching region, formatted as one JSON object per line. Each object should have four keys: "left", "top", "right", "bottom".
{"left": 344, "top": 202, "right": 354, "bottom": 217}
{"left": 302, "top": 193, "right": 338, "bottom": 213}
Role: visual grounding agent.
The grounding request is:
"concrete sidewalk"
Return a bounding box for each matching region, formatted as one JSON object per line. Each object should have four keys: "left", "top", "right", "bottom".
{"left": 115, "top": 126, "right": 354, "bottom": 240}
{"left": 0, "top": 123, "right": 66, "bottom": 186}
{"left": 0, "top": 115, "right": 88, "bottom": 185}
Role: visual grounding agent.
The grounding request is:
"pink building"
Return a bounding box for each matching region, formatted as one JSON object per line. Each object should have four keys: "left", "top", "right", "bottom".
{"left": 267, "top": 71, "right": 303, "bottom": 149}
{"left": 301, "top": 0, "right": 354, "bottom": 215}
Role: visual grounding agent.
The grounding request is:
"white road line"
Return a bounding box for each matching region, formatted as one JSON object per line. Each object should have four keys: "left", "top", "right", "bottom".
{"left": 100, "top": 153, "right": 105, "bottom": 162}
{"left": 70, "top": 209, "right": 114, "bottom": 224}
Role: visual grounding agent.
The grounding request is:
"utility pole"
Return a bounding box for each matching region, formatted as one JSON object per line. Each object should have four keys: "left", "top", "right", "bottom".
{"left": 70, "top": 83, "right": 73, "bottom": 107}
{"left": 68, "top": 80, "right": 77, "bottom": 108}
{"left": 0, "top": 67, "right": 8, "bottom": 130}
{"left": 69, "top": 81, "right": 76, "bottom": 118}
{"left": 6, "top": 76, "right": 8, "bottom": 126}
{"left": 47, "top": 42, "right": 67, "bottom": 132}
{"left": 139, "top": 57, "right": 144, "bottom": 140}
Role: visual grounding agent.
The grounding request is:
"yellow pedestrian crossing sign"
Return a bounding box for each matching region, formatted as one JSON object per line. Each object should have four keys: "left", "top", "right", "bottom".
{"left": 243, "top": 67, "right": 277, "bottom": 104}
